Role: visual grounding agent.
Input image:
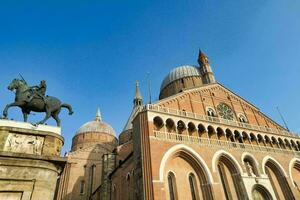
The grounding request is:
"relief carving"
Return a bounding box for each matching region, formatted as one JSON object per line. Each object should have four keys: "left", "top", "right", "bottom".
{"left": 4, "top": 133, "right": 44, "bottom": 155}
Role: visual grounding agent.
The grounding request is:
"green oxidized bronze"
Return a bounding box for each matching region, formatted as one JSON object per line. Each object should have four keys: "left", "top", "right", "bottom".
{"left": 2, "top": 78, "right": 73, "bottom": 126}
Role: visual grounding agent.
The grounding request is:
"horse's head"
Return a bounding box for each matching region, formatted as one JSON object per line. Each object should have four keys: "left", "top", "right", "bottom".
{"left": 7, "top": 79, "right": 23, "bottom": 91}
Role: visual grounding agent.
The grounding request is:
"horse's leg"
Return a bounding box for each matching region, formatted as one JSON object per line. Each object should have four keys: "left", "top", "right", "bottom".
{"left": 3, "top": 102, "right": 24, "bottom": 118}
{"left": 22, "top": 109, "right": 29, "bottom": 122}
{"left": 51, "top": 110, "right": 61, "bottom": 127}
{"left": 37, "top": 105, "right": 51, "bottom": 125}
{"left": 37, "top": 111, "right": 51, "bottom": 125}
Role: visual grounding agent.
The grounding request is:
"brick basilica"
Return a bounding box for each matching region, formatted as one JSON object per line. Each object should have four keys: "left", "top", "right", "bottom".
{"left": 56, "top": 50, "right": 300, "bottom": 200}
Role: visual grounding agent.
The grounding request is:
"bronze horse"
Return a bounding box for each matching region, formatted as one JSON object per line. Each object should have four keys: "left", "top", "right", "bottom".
{"left": 3, "top": 79, "right": 73, "bottom": 126}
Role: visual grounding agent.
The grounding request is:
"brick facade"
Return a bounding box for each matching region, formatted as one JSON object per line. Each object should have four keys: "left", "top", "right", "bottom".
{"left": 57, "top": 51, "right": 300, "bottom": 200}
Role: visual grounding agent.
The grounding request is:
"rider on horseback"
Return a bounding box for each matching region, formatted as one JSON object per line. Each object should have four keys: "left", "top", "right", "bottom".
{"left": 27, "top": 80, "right": 47, "bottom": 103}
{"left": 3, "top": 78, "right": 73, "bottom": 126}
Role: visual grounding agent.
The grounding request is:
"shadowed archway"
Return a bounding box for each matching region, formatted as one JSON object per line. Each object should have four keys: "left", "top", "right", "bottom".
{"left": 216, "top": 153, "right": 248, "bottom": 200}
{"left": 264, "top": 159, "right": 294, "bottom": 200}
{"left": 252, "top": 184, "right": 273, "bottom": 200}
{"left": 160, "top": 145, "right": 214, "bottom": 200}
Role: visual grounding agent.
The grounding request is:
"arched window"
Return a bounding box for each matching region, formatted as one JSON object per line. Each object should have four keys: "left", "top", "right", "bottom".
{"left": 177, "top": 120, "right": 186, "bottom": 133}
{"left": 188, "top": 173, "right": 199, "bottom": 200}
{"left": 166, "top": 118, "right": 176, "bottom": 132}
{"left": 112, "top": 184, "right": 117, "bottom": 200}
{"left": 188, "top": 122, "right": 196, "bottom": 136}
{"left": 167, "top": 172, "right": 177, "bottom": 200}
{"left": 89, "top": 164, "right": 96, "bottom": 195}
{"left": 198, "top": 124, "right": 206, "bottom": 137}
{"left": 278, "top": 138, "right": 285, "bottom": 149}
{"left": 297, "top": 141, "right": 300, "bottom": 150}
{"left": 217, "top": 127, "right": 225, "bottom": 140}
{"left": 217, "top": 155, "right": 247, "bottom": 200}
{"left": 252, "top": 184, "right": 273, "bottom": 200}
{"left": 257, "top": 134, "right": 264, "bottom": 145}
{"left": 238, "top": 114, "right": 248, "bottom": 123}
{"left": 80, "top": 180, "right": 85, "bottom": 194}
{"left": 265, "top": 136, "right": 272, "bottom": 147}
{"left": 284, "top": 139, "right": 292, "bottom": 150}
{"left": 126, "top": 173, "right": 131, "bottom": 200}
{"left": 291, "top": 140, "right": 298, "bottom": 151}
{"left": 291, "top": 160, "right": 300, "bottom": 192}
{"left": 234, "top": 130, "right": 243, "bottom": 144}
{"left": 153, "top": 116, "right": 164, "bottom": 131}
{"left": 271, "top": 137, "right": 279, "bottom": 148}
{"left": 265, "top": 160, "right": 294, "bottom": 199}
{"left": 207, "top": 108, "right": 216, "bottom": 117}
{"left": 207, "top": 125, "right": 216, "bottom": 139}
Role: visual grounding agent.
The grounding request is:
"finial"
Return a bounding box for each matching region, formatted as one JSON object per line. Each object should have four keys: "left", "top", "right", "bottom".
{"left": 135, "top": 81, "right": 142, "bottom": 100}
{"left": 95, "top": 107, "right": 102, "bottom": 121}
{"left": 147, "top": 72, "right": 152, "bottom": 104}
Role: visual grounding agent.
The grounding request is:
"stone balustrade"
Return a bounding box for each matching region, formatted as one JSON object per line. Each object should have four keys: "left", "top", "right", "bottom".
{"left": 153, "top": 131, "right": 300, "bottom": 157}
{"left": 144, "top": 104, "right": 299, "bottom": 138}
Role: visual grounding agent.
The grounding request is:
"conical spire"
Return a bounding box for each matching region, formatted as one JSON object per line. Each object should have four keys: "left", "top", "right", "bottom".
{"left": 135, "top": 81, "right": 142, "bottom": 99}
{"left": 133, "top": 81, "right": 143, "bottom": 107}
{"left": 123, "top": 82, "right": 143, "bottom": 132}
{"left": 197, "top": 49, "right": 209, "bottom": 66}
{"left": 197, "top": 49, "right": 215, "bottom": 84}
{"left": 95, "top": 107, "right": 102, "bottom": 121}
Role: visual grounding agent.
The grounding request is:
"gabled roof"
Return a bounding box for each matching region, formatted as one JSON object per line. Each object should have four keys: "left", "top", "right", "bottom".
{"left": 153, "top": 82, "right": 287, "bottom": 131}
{"left": 122, "top": 106, "right": 140, "bottom": 131}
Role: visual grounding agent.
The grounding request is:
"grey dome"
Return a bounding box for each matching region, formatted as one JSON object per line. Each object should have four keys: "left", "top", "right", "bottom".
{"left": 76, "top": 120, "right": 116, "bottom": 136}
{"left": 76, "top": 108, "right": 116, "bottom": 137}
{"left": 160, "top": 65, "right": 200, "bottom": 91}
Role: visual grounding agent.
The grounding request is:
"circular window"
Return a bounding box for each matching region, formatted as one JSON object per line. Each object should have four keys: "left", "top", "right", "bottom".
{"left": 217, "top": 103, "right": 234, "bottom": 120}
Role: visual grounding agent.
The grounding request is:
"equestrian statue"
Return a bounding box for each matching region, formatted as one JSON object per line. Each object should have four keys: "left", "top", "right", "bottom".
{"left": 2, "top": 77, "right": 73, "bottom": 126}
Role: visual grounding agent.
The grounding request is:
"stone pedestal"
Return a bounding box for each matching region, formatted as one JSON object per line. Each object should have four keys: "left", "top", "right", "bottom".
{"left": 0, "top": 119, "right": 66, "bottom": 200}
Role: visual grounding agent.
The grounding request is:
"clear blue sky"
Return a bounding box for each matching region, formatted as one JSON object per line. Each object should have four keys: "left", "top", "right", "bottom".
{"left": 0, "top": 1, "right": 299, "bottom": 153}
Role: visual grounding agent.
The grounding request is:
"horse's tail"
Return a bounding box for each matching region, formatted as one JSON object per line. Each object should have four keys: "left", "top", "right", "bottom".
{"left": 61, "top": 103, "right": 74, "bottom": 115}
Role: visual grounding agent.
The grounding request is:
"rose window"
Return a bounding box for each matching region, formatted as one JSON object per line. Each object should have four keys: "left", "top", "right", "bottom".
{"left": 217, "top": 103, "right": 234, "bottom": 120}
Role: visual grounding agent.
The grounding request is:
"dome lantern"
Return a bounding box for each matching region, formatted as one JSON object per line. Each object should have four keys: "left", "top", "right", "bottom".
{"left": 95, "top": 107, "right": 102, "bottom": 121}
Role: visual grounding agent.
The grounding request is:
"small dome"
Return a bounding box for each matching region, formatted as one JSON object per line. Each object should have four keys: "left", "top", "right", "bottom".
{"left": 76, "top": 108, "right": 116, "bottom": 137}
{"left": 160, "top": 65, "right": 200, "bottom": 92}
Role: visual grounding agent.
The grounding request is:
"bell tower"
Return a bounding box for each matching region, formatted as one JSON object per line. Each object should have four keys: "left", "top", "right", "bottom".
{"left": 198, "top": 50, "right": 216, "bottom": 84}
